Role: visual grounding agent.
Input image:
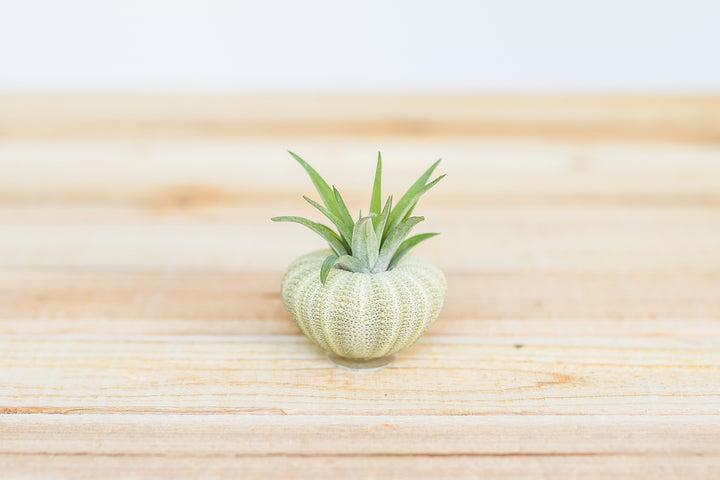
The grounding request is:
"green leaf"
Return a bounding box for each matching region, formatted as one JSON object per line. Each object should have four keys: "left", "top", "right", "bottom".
{"left": 403, "top": 202, "right": 417, "bottom": 221}
{"left": 384, "top": 159, "right": 441, "bottom": 238}
{"left": 332, "top": 186, "right": 355, "bottom": 237}
{"left": 374, "top": 216, "right": 425, "bottom": 272}
{"left": 271, "top": 216, "right": 348, "bottom": 256}
{"left": 351, "top": 216, "right": 379, "bottom": 270}
{"left": 320, "top": 254, "right": 371, "bottom": 284}
{"left": 288, "top": 151, "right": 341, "bottom": 217}
{"left": 320, "top": 254, "right": 338, "bottom": 284}
{"left": 388, "top": 233, "right": 439, "bottom": 270}
{"left": 374, "top": 195, "right": 393, "bottom": 244}
{"left": 384, "top": 173, "right": 445, "bottom": 239}
{"left": 370, "top": 152, "right": 382, "bottom": 227}
{"left": 335, "top": 255, "right": 370, "bottom": 273}
{"left": 303, "top": 196, "right": 353, "bottom": 248}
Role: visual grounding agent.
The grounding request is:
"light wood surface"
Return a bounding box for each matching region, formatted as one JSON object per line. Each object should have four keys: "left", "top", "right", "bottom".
{"left": 0, "top": 94, "right": 719, "bottom": 479}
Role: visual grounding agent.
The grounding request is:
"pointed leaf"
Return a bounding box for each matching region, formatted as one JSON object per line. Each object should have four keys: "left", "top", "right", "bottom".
{"left": 388, "top": 233, "right": 440, "bottom": 270}
{"left": 320, "top": 254, "right": 338, "bottom": 284}
{"left": 320, "top": 254, "right": 370, "bottom": 284}
{"left": 403, "top": 202, "right": 417, "bottom": 221}
{"left": 288, "top": 151, "right": 341, "bottom": 216}
{"left": 303, "top": 196, "right": 353, "bottom": 248}
{"left": 374, "top": 216, "right": 425, "bottom": 272}
{"left": 370, "top": 152, "right": 382, "bottom": 226}
{"left": 374, "top": 195, "right": 393, "bottom": 244}
{"left": 271, "top": 216, "right": 348, "bottom": 256}
{"left": 384, "top": 160, "right": 441, "bottom": 235}
{"left": 351, "top": 216, "right": 379, "bottom": 270}
{"left": 384, "top": 174, "right": 445, "bottom": 239}
{"left": 388, "top": 158, "right": 439, "bottom": 219}
{"left": 332, "top": 186, "right": 355, "bottom": 236}
{"left": 335, "top": 254, "right": 370, "bottom": 273}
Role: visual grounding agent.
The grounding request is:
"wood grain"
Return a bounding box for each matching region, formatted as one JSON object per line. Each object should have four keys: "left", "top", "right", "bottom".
{"left": 2, "top": 415, "right": 719, "bottom": 479}
{"left": 1, "top": 415, "right": 718, "bottom": 480}
{"left": 2, "top": 456, "right": 718, "bottom": 480}
{"left": 1, "top": 270, "right": 720, "bottom": 335}
{"left": 1, "top": 336, "right": 719, "bottom": 415}
{"left": 0, "top": 94, "right": 719, "bottom": 479}
{"left": 1, "top": 94, "right": 719, "bottom": 142}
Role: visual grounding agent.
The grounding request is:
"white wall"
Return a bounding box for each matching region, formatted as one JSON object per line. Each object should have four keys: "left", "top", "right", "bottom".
{"left": 1, "top": 0, "right": 718, "bottom": 92}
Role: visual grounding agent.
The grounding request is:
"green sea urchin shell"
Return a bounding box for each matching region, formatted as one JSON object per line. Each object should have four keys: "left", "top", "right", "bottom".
{"left": 281, "top": 250, "right": 447, "bottom": 360}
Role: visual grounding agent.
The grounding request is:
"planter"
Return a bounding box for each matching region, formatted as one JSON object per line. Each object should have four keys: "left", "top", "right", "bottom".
{"left": 281, "top": 249, "right": 447, "bottom": 370}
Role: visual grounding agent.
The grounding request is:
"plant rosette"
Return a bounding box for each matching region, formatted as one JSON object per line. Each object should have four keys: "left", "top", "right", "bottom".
{"left": 272, "top": 152, "right": 447, "bottom": 371}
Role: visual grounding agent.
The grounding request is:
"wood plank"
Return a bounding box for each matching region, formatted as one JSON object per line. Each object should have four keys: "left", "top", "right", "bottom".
{"left": 2, "top": 140, "right": 720, "bottom": 202}
{"left": 0, "top": 208, "right": 718, "bottom": 270}
{"left": 1, "top": 415, "right": 718, "bottom": 479}
{"left": 6, "top": 455, "right": 720, "bottom": 480}
{"left": 1, "top": 270, "right": 719, "bottom": 336}
{"left": 4, "top": 414, "right": 718, "bottom": 456}
{"left": 1, "top": 94, "right": 719, "bottom": 142}
{"left": 1, "top": 192, "right": 719, "bottom": 271}
{"left": 1, "top": 336, "right": 718, "bottom": 415}
{"left": 3, "top": 455, "right": 718, "bottom": 480}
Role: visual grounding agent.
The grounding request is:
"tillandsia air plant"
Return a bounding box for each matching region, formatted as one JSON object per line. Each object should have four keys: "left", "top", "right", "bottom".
{"left": 272, "top": 151, "right": 447, "bottom": 370}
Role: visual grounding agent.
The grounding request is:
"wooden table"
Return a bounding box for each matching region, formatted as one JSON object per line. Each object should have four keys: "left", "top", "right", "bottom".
{"left": 1, "top": 95, "right": 719, "bottom": 479}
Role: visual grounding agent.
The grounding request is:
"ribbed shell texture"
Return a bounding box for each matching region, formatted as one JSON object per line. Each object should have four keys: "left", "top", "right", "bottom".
{"left": 281, "top": 250, "right": 447, "bottom": 360}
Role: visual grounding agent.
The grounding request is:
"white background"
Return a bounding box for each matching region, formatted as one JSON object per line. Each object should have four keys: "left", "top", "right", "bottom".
{"left": 1, "top": 0, "right": 719, "bottom": 92}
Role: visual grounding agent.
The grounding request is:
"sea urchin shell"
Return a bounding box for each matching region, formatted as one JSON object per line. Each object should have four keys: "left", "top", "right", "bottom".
{"left": 281, "top": 249, "right": 447, "bottom": 360}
